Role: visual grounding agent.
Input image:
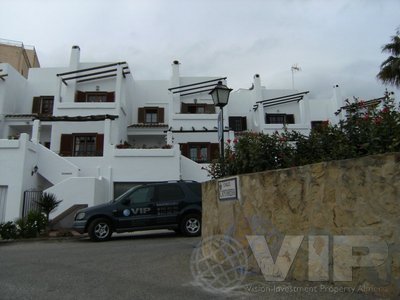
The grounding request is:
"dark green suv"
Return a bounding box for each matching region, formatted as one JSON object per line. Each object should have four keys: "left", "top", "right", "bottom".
{"left": 73, "top": 181, "right": 202, "bottom": 241}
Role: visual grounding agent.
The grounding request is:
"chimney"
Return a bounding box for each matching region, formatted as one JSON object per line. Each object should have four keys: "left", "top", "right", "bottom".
{"left": 171, "top": 60, "right": 180, "bottom": 86}
{"left": 69, "top": 45, "right": 80, "bottom": 69}
{"left": 253, "top": 74, "right": 262, "bottom": 102}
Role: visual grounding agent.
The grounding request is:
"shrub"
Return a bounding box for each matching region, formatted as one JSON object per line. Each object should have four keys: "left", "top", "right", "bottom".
{"left": 15, "top": 210, "right": 47, "bottom": 238}
{"left": 0, "top": 221, "right": 17, "bottom": 240}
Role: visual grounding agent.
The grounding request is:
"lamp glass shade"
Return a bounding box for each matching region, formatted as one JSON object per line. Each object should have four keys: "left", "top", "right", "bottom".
{"left": 210, "top": 83, "right": 232, "bottom": 108}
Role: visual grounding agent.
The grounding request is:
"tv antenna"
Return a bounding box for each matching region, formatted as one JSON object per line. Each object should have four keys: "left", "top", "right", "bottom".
{"left": 291, "top": 64, "right": 301, "bottom": 89}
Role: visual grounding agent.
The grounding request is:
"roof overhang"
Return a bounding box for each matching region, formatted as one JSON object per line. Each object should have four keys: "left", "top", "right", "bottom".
{"left": 257, "top": 91, "right": 310, "bottom": 108}
{"left": 56, "top": 62, "right": 130, "bottom": 85}
{"left": 168, "top": 77, "right": 227, "bottom": 97}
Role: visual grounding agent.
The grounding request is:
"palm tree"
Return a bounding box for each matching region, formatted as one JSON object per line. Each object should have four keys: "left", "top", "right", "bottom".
{"left": 377, "top": 29, "right": 400, "bottom": 88}
{"left": 35, "top": 192, "right": 62, "bottom": 223}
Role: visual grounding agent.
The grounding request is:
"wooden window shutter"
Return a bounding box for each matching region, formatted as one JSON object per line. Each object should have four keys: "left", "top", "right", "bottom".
{"left": 60, "top": 134, "right": 73, "bottom": 156}
{"left": 158, "top": 107, "right": 165, "bottom": 123}
{"left": 205, "top": 104, "right": 215, "bottom": 114}
{"left": 75, "top": 91, "right": 86, "bottom": 102}
{"left": 138, "top": 108, "right": 145, "bottom": 123}
{"left": 181, "top": 103, "right": 188, "bottom": 113}
{"left": 96, "top": 134, "right": 104, "bottom": 156}
{"left": 32, "top": 97, "right": 41, "bottom": 114}
{"left": 180, "top": 143, "right": 189, "bottom": 158}
{"left": 210, "top": 143, "right": 220, "bottom": 160}
{"left": 106, "top": 92, "right": 115, "bottom": 102}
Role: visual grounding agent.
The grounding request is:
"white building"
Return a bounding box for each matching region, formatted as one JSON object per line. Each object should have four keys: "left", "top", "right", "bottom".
{"left": 0, "top": 46, "right": 345, "bottom": 223}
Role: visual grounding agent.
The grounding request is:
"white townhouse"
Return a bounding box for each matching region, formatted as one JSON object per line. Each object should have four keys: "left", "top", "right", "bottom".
{"left": 0, "top": 45, "right": 346, "bottom": 224}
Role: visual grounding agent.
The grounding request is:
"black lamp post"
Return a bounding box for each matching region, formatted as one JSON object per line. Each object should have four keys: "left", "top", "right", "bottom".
{"left": 209, "top": 81, "right": 232, "bottom": 176}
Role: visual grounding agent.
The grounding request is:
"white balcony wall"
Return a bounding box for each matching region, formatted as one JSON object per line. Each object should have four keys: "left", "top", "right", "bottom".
{"left": 0, "top": 64, "right": 27, "bottom": 115}
{"left": 0, "top": 134, "right": 42, "bottom": 221}
{"left": 36, "top": 143, "right": 79, "bottom": 185}
{"left": 261, "top": 124, "right": 311, "bottom": 136}
{"left": 180, "top": 156, "right": 210, "bottom": 183}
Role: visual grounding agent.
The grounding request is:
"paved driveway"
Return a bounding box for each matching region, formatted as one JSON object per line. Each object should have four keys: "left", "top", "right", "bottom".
{"left": 0, "top": 231, "right": 378, "bottom": 300}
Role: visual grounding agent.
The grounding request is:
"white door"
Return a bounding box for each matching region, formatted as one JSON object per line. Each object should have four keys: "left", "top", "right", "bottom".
{"left": 0, "top": 186, "right": 7, "bottom": 223}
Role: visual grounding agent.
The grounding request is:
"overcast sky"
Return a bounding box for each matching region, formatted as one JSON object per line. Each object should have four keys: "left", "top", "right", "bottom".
{"left": 1, "top": 0, "right": 399, "bottom": 100}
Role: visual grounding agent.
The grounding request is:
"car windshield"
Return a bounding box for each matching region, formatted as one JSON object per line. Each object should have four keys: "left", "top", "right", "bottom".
{"left": 112, "top": 185, "right": 143, "bottom": 203}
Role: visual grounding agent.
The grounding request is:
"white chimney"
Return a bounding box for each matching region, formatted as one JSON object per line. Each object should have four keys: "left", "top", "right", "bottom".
{"left": 69, "top": 45, "right": 80, "bottom": 69}
{"left": 171, "top": 60, "right": 180, "bottom": 86}
{"left": 253, "top": 74, "right": 262, "bottom": 102}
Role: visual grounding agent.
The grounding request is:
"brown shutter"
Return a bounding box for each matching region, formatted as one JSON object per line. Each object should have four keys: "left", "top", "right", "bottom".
{"left": 210, "top": 143, "right": 220, "bottom": 160}
{"left": 181, "top": 103, "right": 188, "bottom": 113}
{"left": 180, "top": 143, "right": 189, "bottom": 158}
{"left": 205, "top": 104, "right": 215, "bottom": 114}
{"left": 96, "top": 134, "right": 104, "bottom": 156}
{"left": 32, "top": 97, "right": 41, "bottom": 114}
{"left": 75, "top": 91, "right": 85, "bottom": 102}
{"left": 138, "top": 108, "right": 145, "bottom": 123}
{"left": 60, "top": 134, "right": 73, "bottom": 156}
{"left": 106, "top": 92, "right": 115, "bottom": 102}
{"left": 158, "top": 107, "right": 165, "bottom": 123}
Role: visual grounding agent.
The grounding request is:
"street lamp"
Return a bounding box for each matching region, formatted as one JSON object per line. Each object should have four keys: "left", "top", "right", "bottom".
{"left": 209, "top": 81, "right": 232, "bottom": 176}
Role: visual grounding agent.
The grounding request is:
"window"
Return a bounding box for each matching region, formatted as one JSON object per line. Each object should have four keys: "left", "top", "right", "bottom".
{"left": 180, "top": 143, "right": 219, "bottom": 163}
{"left": 86, "top": 93, "right": 107, "bottom": 102}
{"left": 311, "top": 121, "right": 329, "bottom": 130}
{"left": 73, "top": 135, "right": 96, "bottom": 156}
{"left": 181, "top": 103, "right": 215, "bottom": 114}
{"left": 32, "top": 96, "right": 54, "bottom": 115}
{"left": 75, "top": 91, "right": 115, "bottom": 103}
{"left": 138, "top": 107, "right": 164, "bottom": 124}
{"left": 157, "top": 184, "right": 185, "bottom": 202}
{"left": 129, "top": 186, "right": 154, "bottom": 204}
{"left": 145, "top": 109, "right": 158, "bottom": 123}
{"left": 188, "top": 105, "right": 205, "bottom": 114}
{"left": 60, "top": 133, "right": 104, "bottom": 156}
{"left": 229, "top": 116, "right": 247, "bottom": 132}
{"left": 265, "top": 114, "right": 295, "bottom": 124}
{"left": 189, "top": 144, "right": 208, "bottom": 163}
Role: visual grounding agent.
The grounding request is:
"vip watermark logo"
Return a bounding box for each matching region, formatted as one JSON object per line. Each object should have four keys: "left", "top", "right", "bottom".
{"left": 191, "top": 234, "right": 390, "bottom": 294}
{"left": 190, "top": 235, "right": 248, "bottom": 293}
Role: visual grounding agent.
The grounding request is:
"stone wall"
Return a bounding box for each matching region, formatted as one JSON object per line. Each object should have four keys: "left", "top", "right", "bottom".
{"left": 202, "top": 152, "right": 400, "bottom": 297}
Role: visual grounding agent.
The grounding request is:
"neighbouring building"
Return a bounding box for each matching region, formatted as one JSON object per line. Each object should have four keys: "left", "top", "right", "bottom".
{"left": 0, "top": 45, "right": 360, "bottom": 223}
{"left": 0, "top": 38, "right": 40, "bottom": 78}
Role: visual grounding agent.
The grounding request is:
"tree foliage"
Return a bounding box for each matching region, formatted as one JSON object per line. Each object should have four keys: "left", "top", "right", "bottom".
{"left": 377, "top": 29, "right": 400, "bottom": 88}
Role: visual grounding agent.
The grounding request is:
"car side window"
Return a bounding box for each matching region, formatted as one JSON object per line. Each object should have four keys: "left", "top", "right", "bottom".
{"left": 157, "top": 184, "right": 185, "bottom": 202}
{"left": 129, "top": 186, "right": 154, "bottom": 205}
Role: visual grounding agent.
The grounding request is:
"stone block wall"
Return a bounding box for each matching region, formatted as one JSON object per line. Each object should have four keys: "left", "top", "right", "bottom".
{"left": 202, "top": 152, "right": 400, "bottom": 297}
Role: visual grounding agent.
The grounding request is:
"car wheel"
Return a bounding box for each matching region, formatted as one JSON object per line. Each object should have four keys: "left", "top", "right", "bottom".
{"left": 180, "top": 214, "right": 201, "bottom": 237}
{"left": 88, "top": 218, "right": 112, "bottom": 242}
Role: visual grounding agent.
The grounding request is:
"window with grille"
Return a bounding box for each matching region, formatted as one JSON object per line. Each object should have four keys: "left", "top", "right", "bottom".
{"left": 265, "top": 114, "right": 295, "bottom": 124}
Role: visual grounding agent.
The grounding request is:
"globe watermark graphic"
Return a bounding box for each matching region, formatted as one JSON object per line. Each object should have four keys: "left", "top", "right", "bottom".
{"left": 190, "top": 235, "right": 248, "bottom": 293}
